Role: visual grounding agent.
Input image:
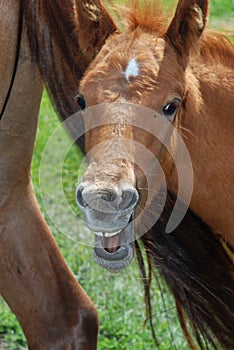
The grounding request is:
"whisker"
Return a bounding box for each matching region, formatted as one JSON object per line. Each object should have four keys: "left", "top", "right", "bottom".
{"left": 177, "top": 125, "right": 194, "bottom": 139}
{"left": 137, "top": 187, "right": 161, "bottom": 193}
{"left": 137, "top": 203, "right": 165, "bottom": 217}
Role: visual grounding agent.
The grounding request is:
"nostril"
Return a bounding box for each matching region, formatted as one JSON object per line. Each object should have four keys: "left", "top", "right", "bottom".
{"left": 76, "top": 185, "right": 138, "bottom": 212}
{"left": 76, "top": 187, "right": 86, "bottom": 209}
{"left": 118, "top": 188, "right": 139, "bottom": 211}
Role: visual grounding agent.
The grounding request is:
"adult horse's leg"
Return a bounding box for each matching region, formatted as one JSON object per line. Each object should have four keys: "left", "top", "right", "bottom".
{"left": 0, "top": 4, "right": 98, "bottom": 349}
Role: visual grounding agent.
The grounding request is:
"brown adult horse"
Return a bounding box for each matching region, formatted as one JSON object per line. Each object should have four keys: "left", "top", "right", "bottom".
{"left": 0, "top": 1, "right": 98, "bottom": 349}
{"left": 70, "top": 0, "right": 233, "bottom": 349}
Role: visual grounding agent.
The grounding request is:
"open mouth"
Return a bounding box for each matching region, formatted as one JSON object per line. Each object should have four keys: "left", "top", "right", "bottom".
{"left": 93, "top": 221, "right": 134, "bottom": 273}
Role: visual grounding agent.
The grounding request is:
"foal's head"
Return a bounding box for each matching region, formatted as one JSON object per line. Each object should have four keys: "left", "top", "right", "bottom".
{"left": 75, "top": 0, "right": 208, "bottom": 272}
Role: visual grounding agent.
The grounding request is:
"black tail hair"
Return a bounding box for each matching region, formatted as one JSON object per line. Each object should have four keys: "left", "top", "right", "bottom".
{"left": 137, "top": 192, "right": 234, "bottom": 349}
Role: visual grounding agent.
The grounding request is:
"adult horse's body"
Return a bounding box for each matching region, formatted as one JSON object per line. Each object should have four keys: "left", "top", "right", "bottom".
{"left": 72, "top": 0, "right": 234, "bottom": 349}
{"left": 0, "top": 1, "right": 98, "bottom": 349}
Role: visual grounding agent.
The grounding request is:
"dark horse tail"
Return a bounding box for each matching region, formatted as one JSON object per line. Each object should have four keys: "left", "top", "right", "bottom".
{"left": 24, "top": 0, "right": 88, "bottom": 152}
{"left": 137, "top": 192, "right": 234, "bottom": 350}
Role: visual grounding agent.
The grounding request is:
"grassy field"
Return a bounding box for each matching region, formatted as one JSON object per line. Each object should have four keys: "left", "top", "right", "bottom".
{"left": 0, "top": 1, "right": 233, "bottom": 349}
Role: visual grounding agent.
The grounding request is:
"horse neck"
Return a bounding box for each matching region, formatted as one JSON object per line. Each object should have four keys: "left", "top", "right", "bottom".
{"left": 173, "top": 42, "right": 234, "bottom": 245}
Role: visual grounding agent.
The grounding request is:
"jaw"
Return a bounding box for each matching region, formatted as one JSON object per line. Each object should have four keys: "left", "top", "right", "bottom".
{"left": 93, "top": 221, "right": 135, "bottom": 273}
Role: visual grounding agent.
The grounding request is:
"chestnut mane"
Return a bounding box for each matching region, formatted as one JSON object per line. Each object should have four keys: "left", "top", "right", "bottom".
{"left": 199, "top": 32, "right": 234, "bottom": 67}
{"left": 115, "top": 0, "right": 169, "bottom": 34}
{"left": 24, "top": 0, "right": 234, "bottom": 349}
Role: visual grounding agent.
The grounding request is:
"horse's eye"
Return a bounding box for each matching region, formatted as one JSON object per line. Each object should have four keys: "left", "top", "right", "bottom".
{"left": 162, "top": 99, "right": 181, "bottom": 119}
{"left": 76, "top": 94, "right": 86, "bottom": 110}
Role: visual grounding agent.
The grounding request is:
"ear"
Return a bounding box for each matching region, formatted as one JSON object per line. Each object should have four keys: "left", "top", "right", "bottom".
{"left": 75, "top": 0, "right": 118, "bottom": 60}
{"left": 165, "top": 0, "right": 208, "bottom": 63}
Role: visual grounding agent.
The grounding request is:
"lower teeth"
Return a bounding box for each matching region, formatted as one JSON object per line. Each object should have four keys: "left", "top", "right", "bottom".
{"left": 93, "top": 231, "right": 121, "bottom": 237}
{"left": 103, "top": 231, "right": 121, "bottom": 237}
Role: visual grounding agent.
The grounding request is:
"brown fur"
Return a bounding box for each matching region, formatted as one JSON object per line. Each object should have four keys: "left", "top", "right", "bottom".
{"left": 0, "top": 1, "right": 98, "bottom": 348}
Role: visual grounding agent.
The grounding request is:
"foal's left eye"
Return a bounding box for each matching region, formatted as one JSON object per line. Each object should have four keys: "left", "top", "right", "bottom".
{"left": 75, "top": 94, "right": 86, "bottom": 110}
{"left": 162, "top": 99, "right": 181, "bottom": 120}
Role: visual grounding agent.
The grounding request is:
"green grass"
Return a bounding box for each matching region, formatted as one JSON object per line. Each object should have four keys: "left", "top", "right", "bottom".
{"left": 0, "top": 1, "right": 233, "bottom": 349}
{"left": 209, "top": 0, "right": 234, "bottom": 19}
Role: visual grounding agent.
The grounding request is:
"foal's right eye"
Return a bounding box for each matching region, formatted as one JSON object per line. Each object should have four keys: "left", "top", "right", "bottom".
{"left": 76, "top": 94, "right": 86, "bottom": 110}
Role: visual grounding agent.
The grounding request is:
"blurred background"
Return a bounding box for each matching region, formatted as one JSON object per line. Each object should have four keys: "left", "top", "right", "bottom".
{"left": 0, "top": 1, "right": 233, "bottom": 349}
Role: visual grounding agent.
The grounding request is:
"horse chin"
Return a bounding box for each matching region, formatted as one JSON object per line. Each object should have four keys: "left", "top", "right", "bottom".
{"left": 93, "top": 222, "right": 134, "bottom": 273}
